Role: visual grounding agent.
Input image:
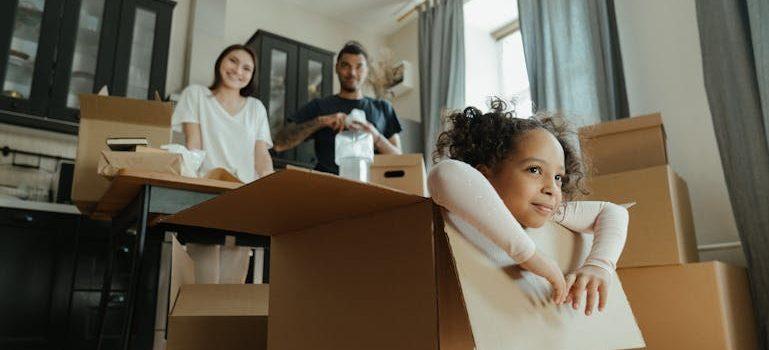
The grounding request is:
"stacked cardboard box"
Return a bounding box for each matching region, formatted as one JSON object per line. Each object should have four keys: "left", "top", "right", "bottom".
{"left": 579, "top": 113, "right": 757, "bottom": 349}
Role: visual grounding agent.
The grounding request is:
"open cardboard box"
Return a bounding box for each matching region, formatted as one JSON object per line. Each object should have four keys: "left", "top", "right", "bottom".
{"left": 72, "top": 94, "right": 173, "bottom": 213}
{"left": 164, "top": 235, "right": 268, "bottom": 350}
{"left": 160, "top": 169, "right": 644, "bottom": 349}
{"left": 579, "top": 113, "right": 668, "bottom": 176}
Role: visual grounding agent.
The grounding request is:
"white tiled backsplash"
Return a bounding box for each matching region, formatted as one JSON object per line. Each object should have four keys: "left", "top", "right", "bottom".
{"left": 0, "top": 123, "right": 77, "bottom": 201}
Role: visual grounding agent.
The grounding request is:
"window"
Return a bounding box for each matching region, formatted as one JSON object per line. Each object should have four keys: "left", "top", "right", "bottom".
{"left": 464, "top": 0, "right": 531, "bottom": 117}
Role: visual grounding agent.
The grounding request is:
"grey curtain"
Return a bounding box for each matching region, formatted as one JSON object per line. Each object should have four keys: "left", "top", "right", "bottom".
{"left": 518, "top": 0, "right": 628, "bottom": 125}
{"left": 419, "top": 0, "right": 465, "bottom": 164}
{"left": 696, "top": 1, "right": 769, "bottom": 349}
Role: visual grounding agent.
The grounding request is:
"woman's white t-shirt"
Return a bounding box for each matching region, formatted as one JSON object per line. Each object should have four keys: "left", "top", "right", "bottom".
{"left": 171, "top": 85, "right": 273, "bottom": 183}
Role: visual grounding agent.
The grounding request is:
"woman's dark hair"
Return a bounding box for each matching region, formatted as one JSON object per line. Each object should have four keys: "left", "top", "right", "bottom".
{"left": 209, "top": 44, "right": 257, "bottom": 97}
{"left": 337, "top": 40, "right": 369, "bottom": 63}
{"left": 433, "top": 99, "right": 587, "bottom": 200}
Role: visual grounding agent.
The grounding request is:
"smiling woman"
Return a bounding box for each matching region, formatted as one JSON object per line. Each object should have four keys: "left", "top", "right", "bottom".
{"left": 172, "top": 44, "right": 274, "bottom": 184}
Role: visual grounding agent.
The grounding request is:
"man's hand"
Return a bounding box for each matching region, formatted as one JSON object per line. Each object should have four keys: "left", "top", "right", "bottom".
{"left": 348, "top": 120, "right": 383, "bottom": 143}
{"left": 564, "top": 265, "right": 611, "bottom": 316}
{"left": 317, "top": 113, "right": 347, "bottom": 133}
{"left": 518, "top": 251, "right": 567, "bottom": 304}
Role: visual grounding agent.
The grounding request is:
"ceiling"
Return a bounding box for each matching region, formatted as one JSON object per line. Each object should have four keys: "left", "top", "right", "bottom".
{"left": 281, "top": 0, "right": 419, "bottom": 36}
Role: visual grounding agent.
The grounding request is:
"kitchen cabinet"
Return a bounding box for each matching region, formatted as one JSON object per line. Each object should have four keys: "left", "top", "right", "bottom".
{"left": 246, "top": 30, "right": 334, "bottom": 169}
{"left": 0, "top": 0, "right": 175, "bottom": 134}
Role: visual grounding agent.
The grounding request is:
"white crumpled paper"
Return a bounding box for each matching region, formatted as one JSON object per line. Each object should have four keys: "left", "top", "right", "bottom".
{"left": 160, "top": 144, "right": 206, "bottom": 178}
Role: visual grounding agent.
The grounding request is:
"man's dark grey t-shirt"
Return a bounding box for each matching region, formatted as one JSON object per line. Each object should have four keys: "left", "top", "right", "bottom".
{"left": 288, "top": 95, "right": 402, "bottom": 174}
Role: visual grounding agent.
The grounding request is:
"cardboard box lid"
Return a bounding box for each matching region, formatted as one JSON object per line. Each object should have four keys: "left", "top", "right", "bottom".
{"left": 371, "top": 153, "right": 425, "bottom": 168}
{"left": 171, "top": 284, "right": 269, "bottom": 317}
{"left": 160, "top": 169, "right": 428, "bottom": 235}
{"left": 79, "top": 94, "right": 173, "bottom": 125}
{"left": 579, "top": 113, "right": 664, "bottom": 139}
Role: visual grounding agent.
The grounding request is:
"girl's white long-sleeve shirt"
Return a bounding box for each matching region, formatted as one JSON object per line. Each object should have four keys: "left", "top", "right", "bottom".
{"left": 427, "top": 159, "right": 629, "bottom": 272}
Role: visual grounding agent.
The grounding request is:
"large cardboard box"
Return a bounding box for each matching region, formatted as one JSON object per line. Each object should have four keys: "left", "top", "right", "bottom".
{"left": 161, "top": 169, "right": 645, "bottom": 350}
{"left": 72, "top": 94, "right": 173, "bottom": 212}
{"left": 369, "top": 153, "right": 428, "bottom": 196}
{"left": 579, "top": 113, "right": 667, "bottom": 176}
{"left": 582, "top": 165, "right": 698, "bottom": 268}
{"left": 618, "top": 262, "right": 757, "bottom": 350}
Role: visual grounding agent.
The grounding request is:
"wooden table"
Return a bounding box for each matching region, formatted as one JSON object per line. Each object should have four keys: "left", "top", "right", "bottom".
{"left": 91, "top": 170, "right": 267, "bottom": 350}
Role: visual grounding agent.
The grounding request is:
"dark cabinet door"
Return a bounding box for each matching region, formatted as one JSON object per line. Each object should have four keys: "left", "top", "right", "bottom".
{"left": 253, "top": 34, "right": 298, "bottom": 163}
{"left": 0, "top": 0, "right": 62, "bottom": 117}
{"left": 247, "top": 31, "right": 334, "bottom": 169}
{"left": 49, "top": 0, "right": 122, "bottom": 123}
{"left": 0, "top": 208, "right": 78, "bottom": 349}
{"left": 295, "top": 47, "right": 334, "bottom": 166}
{"left": 111, "top": 0, "right": 174, "bottom": 100}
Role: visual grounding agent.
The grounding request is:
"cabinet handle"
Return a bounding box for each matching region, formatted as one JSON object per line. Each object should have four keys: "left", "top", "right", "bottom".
{"left": 12, "top": 213, "right": 35, "bottom": 223}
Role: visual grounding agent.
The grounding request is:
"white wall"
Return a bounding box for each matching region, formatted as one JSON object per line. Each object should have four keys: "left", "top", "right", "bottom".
{"left": 165, "top": 0, "right": 191, "bottom": 96}
{"left": 614, "top": 0, "right": 745, "bottom": 265}
{"left": 166, "top": 0, "right": 390, "bottom": 95}
{"left": 386, "top": 19, "right": 421, "bottom": 123}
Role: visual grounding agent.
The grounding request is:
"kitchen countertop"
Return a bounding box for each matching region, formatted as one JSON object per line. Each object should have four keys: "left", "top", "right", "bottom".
{"left": 0, "top": 196, "right": 81, "bottom": 215}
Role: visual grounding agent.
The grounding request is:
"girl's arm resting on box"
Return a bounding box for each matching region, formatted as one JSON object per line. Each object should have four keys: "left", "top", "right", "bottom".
{"left": 428, "top": 159, "right": 536, "bottom": 262}
{"left": 428, "top": 159, "right": 568, "bottom": 303}
{"left": 553, "top": 201, "right": 629, "bottom": 272}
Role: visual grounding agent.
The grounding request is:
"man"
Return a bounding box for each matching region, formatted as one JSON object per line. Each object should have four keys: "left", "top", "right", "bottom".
{"left": 273, "top": 41, "right": 402, "bottom": 174}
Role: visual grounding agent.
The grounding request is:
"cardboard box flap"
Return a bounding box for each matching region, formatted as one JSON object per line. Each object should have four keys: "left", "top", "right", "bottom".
{"left": 371, "top": 153, "right": 424, "bottom": 168}
{"left": 171, "top": 284, "right": 268, "bottom": 317}
{"left": 443, "top": 215, "right": 645, "bottom": 349}
{"left": 79, "top": 94, "right": 173, "bottom": 126}
{"left": 160, "top": 169, "right": 428, "bottom": 235}
{"left": 579, "top": 113, "right": 664, "bottom": 139}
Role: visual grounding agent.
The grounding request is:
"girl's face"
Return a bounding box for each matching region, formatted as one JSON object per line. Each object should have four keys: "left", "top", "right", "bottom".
{"left": 218, "top": 49, "right": 254, "bottom": 91}
{"left": 479, "top": 128, "right": 565, "bottom": 228}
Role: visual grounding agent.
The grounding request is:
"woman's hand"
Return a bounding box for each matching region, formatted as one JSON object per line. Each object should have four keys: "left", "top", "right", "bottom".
{"left": 518, "top": 250, "right": 567, "bottom": 304}
{"left": 565, "top": 265, "right": 611, "bottom": 315}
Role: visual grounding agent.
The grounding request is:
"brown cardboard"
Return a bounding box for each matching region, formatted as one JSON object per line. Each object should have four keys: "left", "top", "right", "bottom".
{"left": 161, "top": 169, "right": 644, "bottom": 349}
{"left": 579, "top": 113, "right": 667, "bottom": 176}
{"left": 618, "top": 262, "right": 757, "bottom": 350}
{"left": 369, "top": 153, "right": 428, "bottom": 196}
{"left": 73, "top": 94, "right": 173, "bottom": 212}
{"left": 166, "top": 284, "right": 269, "bottom": 350}
{"left": 203, "top": 168, "right": 242, "bottom": 183}
{"left": 581, "top": 165, "right": 698, "bottom": 268}
{"left": 444, "top": 219, "right": 644, "bottom": 349}
{"left": 97, "top": 150, "right": 182, "bottom": 178}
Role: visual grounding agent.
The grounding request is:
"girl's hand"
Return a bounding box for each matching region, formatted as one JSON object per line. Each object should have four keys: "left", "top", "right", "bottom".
{"left": 565, "top": 265, "right": 611, "bottom": 316}
{"left": 518, "top": 251, "right": 567, "bottom": 304}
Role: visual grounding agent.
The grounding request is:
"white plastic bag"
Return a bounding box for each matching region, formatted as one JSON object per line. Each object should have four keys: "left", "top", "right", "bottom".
{"left": 161, "top": 144, "right": 206, "bottom": 177}
{"left": 335, "top": 130, "right": 374, "bottom": 182}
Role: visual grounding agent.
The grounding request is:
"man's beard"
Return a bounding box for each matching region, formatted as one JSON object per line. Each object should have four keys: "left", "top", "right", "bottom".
{"left": 340, "top": 79, "right": 359, "bottom": 93}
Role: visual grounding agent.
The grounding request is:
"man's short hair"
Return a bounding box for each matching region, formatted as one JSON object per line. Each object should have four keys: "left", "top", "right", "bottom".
{"left": 337, "top": 41, "right": 369, "bottom": 63}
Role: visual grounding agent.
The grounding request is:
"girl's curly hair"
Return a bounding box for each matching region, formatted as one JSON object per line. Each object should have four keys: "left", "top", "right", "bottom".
{"left": 433, "top": 99, "right": 587, "bottom": 200}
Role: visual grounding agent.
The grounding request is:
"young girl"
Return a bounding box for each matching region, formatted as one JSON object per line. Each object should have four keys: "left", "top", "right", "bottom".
{"left": 428, "top": 101, "right": 629, "bottom": 316}
{"left": 173, "top": 44, "right": 273, "bottom": 183}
